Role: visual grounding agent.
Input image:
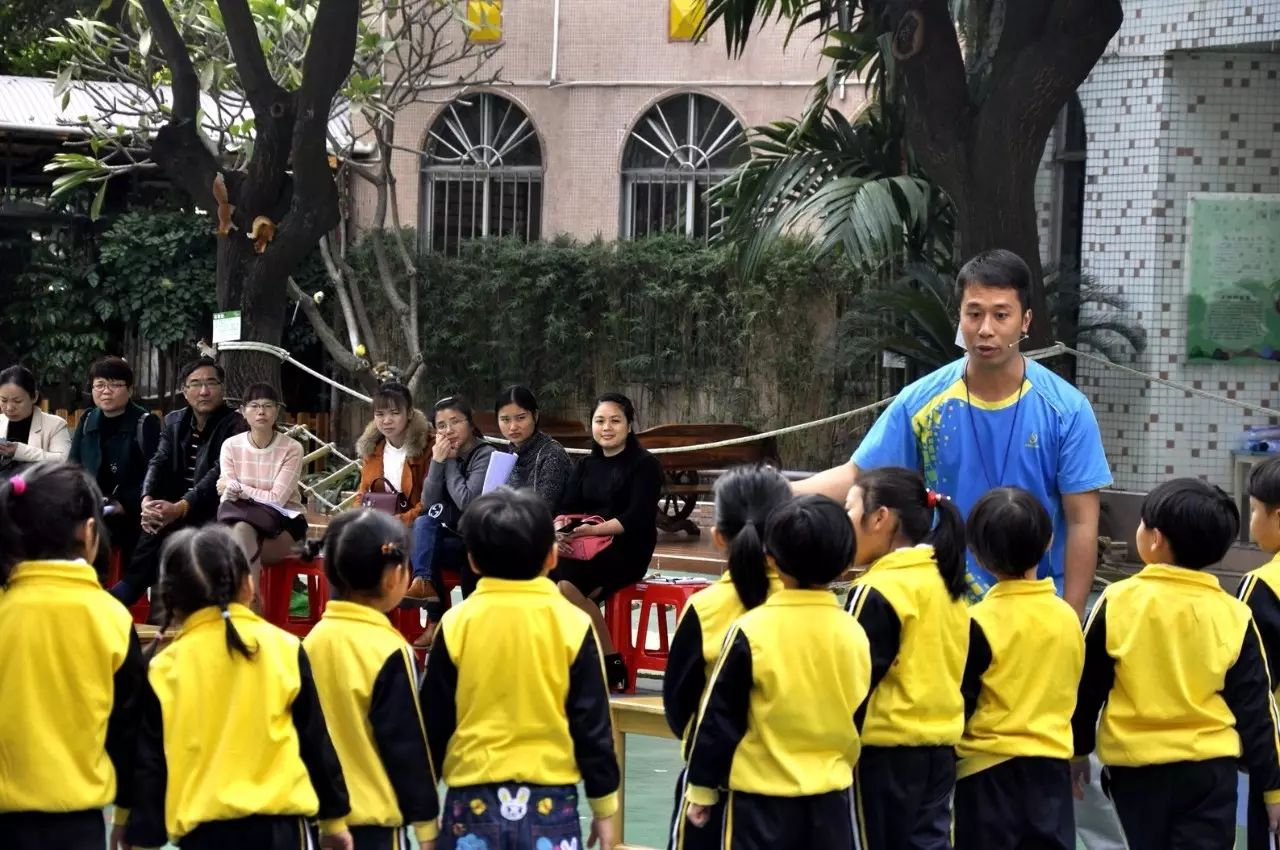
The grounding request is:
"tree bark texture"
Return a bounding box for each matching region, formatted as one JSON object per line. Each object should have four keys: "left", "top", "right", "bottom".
{"left": 868, "top": 0, "right": 1123, "bottom": 345}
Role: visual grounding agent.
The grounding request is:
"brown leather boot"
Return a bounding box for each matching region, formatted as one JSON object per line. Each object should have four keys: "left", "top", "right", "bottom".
{"left": 404, "top": 577, "right": 439, "bottom": 605}
{"left": 412, "top": 620, "right": 437, "bottom": 650}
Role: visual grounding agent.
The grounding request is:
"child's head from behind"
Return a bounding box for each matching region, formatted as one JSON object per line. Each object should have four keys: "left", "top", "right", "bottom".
{"left": 764, "top": 494, "right": 855, "bottom": 588}
{"left": 847, "top": 466, "right": 967, "bottom": 599}
{"left": 322, "top": 508, "right": 410, "bottom": 611}
{"left": 0, "top": 462, "right": 104, "bottom": 584}
{"left": 713, "top": 465, "right": 793, "bottom": 609}
{"left": 1248, "top": 456, "right": 1280, "bottom": 553}
{"left": 158, "top": 526, "right": 256, "bottom": 659}
{"left": 967, "top": 487, "right": 1052, "bottom": 579}
{"left": 1138, "top": 478, "right": 1238, "bottom": 570}
{"left": 459, "top": 486, "right": 555, "bottom": 580}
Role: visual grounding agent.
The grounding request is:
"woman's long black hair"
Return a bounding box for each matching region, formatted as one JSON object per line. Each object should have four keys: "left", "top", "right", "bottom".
{"left": 857, "top": 466, "right": 967, "bottom": 599}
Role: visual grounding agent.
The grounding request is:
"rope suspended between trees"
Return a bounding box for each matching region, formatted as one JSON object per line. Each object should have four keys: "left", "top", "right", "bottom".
{"left": 219, "top": 338, "right": 1280, "bottom": 477}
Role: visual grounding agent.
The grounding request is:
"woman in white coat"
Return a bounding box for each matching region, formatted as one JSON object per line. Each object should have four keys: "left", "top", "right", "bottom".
{"left": 0, "top": 366, "right": 71, "bottom": 471}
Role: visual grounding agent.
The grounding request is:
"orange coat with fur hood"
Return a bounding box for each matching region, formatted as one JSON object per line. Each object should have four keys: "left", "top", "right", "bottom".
{"left": 355, "top": 408, "right": 431, "bottom": 525}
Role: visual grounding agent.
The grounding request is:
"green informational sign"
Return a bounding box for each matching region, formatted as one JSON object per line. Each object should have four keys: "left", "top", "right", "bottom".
{"left": 1186, "top": 193, "right": 1280, "bottom": 364}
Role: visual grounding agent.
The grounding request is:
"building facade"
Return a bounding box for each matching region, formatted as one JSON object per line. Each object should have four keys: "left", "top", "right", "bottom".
{"left": 1045, "top": 0, "right": 1280, "bottom": 493}
{"left": 352, "top": 1, "right": 854, "bottom": 244}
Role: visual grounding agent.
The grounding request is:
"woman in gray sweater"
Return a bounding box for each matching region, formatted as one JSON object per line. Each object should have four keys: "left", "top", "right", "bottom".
{"left": 493, "top": 385, "right": 573, "bottom": 510}
{"left": 408, "top": 396, "right": 494, "bottom": 621}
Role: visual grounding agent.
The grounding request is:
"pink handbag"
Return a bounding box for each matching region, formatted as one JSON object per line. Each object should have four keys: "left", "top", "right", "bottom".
{"left": 554, "top": 514, "right": 615, "bottom": 561}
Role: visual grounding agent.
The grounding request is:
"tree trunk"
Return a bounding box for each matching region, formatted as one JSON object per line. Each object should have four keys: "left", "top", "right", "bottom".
{"left": 215, "top": 234, "right": 292, "bottom": 393}
{"left": 950, "top": 153, "right": 1051, "bottom": 347}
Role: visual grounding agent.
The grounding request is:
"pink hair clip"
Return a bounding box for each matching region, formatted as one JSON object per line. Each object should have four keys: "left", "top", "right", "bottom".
{"left": 9, "top": 476, "right": 26, "bottom": 496}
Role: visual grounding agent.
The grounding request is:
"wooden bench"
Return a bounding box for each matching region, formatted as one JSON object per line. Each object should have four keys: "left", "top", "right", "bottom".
{"left": 637, "top": 423, "right": 778, "bottom": 536}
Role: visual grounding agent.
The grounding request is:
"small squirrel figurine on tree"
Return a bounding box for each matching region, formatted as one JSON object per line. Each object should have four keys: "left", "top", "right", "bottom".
{"left": 212, "top": 173, "right": 236, "bottom": 236}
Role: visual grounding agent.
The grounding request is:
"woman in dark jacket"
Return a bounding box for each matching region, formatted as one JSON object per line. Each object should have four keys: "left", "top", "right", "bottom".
{"left": 409, "top": 396, "right": 494, "bottom": 635}
{"left": 555, "top": 392, "right": 664, "bottom": 691}
{"left": 69, "top": 356, "right": 161, "bottom": 576}
{"left": 494, "top": 385, "right": 572, "bottom": 509}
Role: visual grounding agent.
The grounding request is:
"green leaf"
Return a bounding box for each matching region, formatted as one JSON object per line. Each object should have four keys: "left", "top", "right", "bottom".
{"left": 89, "top": 181, "right": 107, "bottom": 221}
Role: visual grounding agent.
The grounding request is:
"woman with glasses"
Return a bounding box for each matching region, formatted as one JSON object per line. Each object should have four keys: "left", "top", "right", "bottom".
{"left": 408, "top": 396, "right": 494, "bottom": 639}
{"left": 216, "top": 383, "right": 307, "bottom": 605}
{"left": 69, "top": 356, "right": 162, "bottom": 575}
{"left": 0, "top": 365, "right": 71, "bottom": 474}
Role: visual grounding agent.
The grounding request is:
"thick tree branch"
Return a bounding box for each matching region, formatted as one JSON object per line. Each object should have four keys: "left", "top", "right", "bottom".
{"left": 216, "top": 0, "right": 287, "bottom": 112}
{"left": 287, "top": 277, "right": 366, "bottom": 372}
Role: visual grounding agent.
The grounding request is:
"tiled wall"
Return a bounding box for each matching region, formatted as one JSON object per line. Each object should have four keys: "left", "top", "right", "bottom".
{"left": 1074, "top": 25, "right": 1280, "bottom": 491}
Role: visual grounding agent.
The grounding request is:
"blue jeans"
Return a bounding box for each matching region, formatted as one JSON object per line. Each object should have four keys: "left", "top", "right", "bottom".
{"left": 439, "top": 783, "right": 581, "bottom": 850}
{"left": 411, "top": 511, "right": 474, "bottom": 603}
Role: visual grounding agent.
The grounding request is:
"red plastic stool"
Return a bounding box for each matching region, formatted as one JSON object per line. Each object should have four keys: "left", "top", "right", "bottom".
{"left": 105, "top": 547, "right": 151, "bottom": 624}
{"left": 435, "top": 568, "right": 463, "bottom": 610}
{"left": 622, "top": 579, "right": 710, "bottom": 692}
{"left": 391, "top": 607, "right": 430, "bottom": 645}
{"left": 605, "top": 582, "right": 650, "bottom": 664}
{"left": 261, "top": 555, "right": 329, "bottom": 637}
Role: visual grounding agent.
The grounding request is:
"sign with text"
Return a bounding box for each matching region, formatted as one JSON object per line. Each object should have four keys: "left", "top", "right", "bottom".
{"left": 1185, "top": 193, "right": 1280, "bottom": 365}
{"left": 212, "top": 310, "right": 242, "bottom": 345}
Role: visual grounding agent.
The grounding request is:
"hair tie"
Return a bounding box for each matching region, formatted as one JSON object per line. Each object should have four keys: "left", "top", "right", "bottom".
{"left": 220, "top": 607, "right": 231, "bottom": 620}
{"left": 381, "top": 542, "right": 404, "bottom": 559}
{"left": 9, "top": 476, "right": 25, "bottom": 496}
{"left": 926, "top": 489, "right": 948, "bottom": 509}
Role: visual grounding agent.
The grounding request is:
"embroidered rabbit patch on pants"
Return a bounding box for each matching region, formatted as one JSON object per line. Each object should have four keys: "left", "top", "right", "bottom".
{"left": 440, "top": 783, "right": 582, "bottom": 850}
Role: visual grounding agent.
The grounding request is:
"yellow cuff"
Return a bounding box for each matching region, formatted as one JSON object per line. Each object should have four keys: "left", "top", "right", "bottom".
{"left": 588, "top": 791, "right": 620, "bottom": 818}
{"left": 685, "top": 784, "right": 720, "bottom": 806}
{"left": 111, "top": 807, "right": 130, "bottom": 826}
{"left": 413, "top": 821, "right": 440, "bottom": 843}
{"left": 318, "top": 818, "right": 347, "bottom": 836}
{"left": 1264, "top": 789, "right": 1280, "bottom": 805}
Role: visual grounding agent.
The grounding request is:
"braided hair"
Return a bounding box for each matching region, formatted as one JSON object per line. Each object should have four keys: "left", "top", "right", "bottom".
{"left": 155, "top": 526, "right": 257, "bottom": 660}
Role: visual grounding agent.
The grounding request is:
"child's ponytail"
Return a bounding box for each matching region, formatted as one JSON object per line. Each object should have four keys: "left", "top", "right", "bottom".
{"left": 157, "top": 527, "right": 257, "bottom": 660}
{"left": 713, "top": 466, "right": 793, "bottom": 611}
{"left": 857, "top": 466, "right": 968, "bottom": 600}
{"left": 320, "top": 509, "right": 409, "bottom": 598}
{"left": 927, "top": 492, "right": 967, "bottom": 599}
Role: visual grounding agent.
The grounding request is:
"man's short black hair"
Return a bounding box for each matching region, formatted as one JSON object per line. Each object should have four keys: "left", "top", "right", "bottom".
{"left": 1249, "top": 456, "right": 1280, "bottom": 507}
{"left": 179, "top": 356, "right": 225, "bottom": 386}
{"left": 1140, "top": 478, "right": 1239, "bottom": 570}
{"left": 956, "top": 249, "right": 1033, "bottom": 312}
{"left": 459, "top": 486, "right": 556, "bottom": 580}
{"left": 89, "top": 356, "right": 135, "bottom": 387}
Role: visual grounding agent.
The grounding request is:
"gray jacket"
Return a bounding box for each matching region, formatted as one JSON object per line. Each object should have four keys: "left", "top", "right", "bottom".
{"left": 422, "top": 441, "right": 495, "bottom": 526}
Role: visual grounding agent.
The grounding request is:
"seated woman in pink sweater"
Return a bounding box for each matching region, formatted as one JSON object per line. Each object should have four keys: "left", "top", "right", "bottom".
{"left": 216, "top": 383, "right": 306, "bottom": 604}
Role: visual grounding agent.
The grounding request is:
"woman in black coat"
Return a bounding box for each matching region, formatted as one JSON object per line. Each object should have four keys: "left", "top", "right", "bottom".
{"left": 555, "top": 392, "right": 663, "bottom": 691}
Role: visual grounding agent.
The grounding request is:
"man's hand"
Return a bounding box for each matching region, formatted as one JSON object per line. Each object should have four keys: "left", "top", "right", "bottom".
{"left": 686, "top": 803, "right": 711, "bottom": 828}
{"left": 588, "top": 815, "right": 615, "bottom": 850}
{"left": 319, "top": 830, "right": 353, "bottom": 850}
{"left": 141, "top": 499, "right": 184, "bottom": 533}
{"left": 109, "top": 824, "right": 130, "bottom": 850}
{"left": 1070, "top": 757, "right": 1091, "bottom": 801}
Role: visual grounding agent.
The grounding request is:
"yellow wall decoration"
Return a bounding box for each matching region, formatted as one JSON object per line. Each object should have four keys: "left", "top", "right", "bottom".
{"left": 669, "top": 0, "right": 705, "bottom": 41}
{"left": 467, "top": 1, "right": 502, "bottom": 42}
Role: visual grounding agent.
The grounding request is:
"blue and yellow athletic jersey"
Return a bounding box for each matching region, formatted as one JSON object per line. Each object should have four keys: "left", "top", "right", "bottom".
{"left": 853, "top": 357, "right": 1112, "bottom": 600}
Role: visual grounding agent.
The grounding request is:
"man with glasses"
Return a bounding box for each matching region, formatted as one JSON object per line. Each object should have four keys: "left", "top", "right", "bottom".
{"left": 108, "top": 356, "right": 246, "bottom": 608}
{"left": 70, "top": 356, "right": 162, "bottom": 577}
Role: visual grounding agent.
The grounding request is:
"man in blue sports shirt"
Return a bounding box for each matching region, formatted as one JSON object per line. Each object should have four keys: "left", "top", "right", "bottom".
{"left": 801, "top": 249, "right": 1125, "bottom": 848}
{"left": 799, "top": 248, "right": 1112, "bottom": 616}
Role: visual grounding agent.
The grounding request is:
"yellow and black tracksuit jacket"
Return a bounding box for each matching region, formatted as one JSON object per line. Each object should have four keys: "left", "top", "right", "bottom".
{"left": 1072, "top": 564, "right": 1280, "bottom": 801}
{"left": 1239, "top": 554, "right": 1280, "bottom": 699}
{"left": 663, "top": 569, "right": 784, "bottom": 744}
{"left": 846, "top": 545, "right": 969, "bottom": 746}
{"left": 0, "top": 560, "right": 144, "bottom": 816}
{"left": 683, "top": 588, "right": 872, "bottom": 805}
{"left": 304, "top": 600, "right": 439, "bottom": 844}
{"left": 422, "top": 576, "right": 620, "bottom": 817}
{"left": 957, "top": 578, "right": 1084, "bottom": 779}
{"left": 126, "top": 604, "right": 351, "bottom": 847}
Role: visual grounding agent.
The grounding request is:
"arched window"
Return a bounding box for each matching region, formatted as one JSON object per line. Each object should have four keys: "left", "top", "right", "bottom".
{"left": 420, "top": 93, "right": 543, "bottom": 254}
{"left": 621, "top": 93, "right": 746, "bottom": 241}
